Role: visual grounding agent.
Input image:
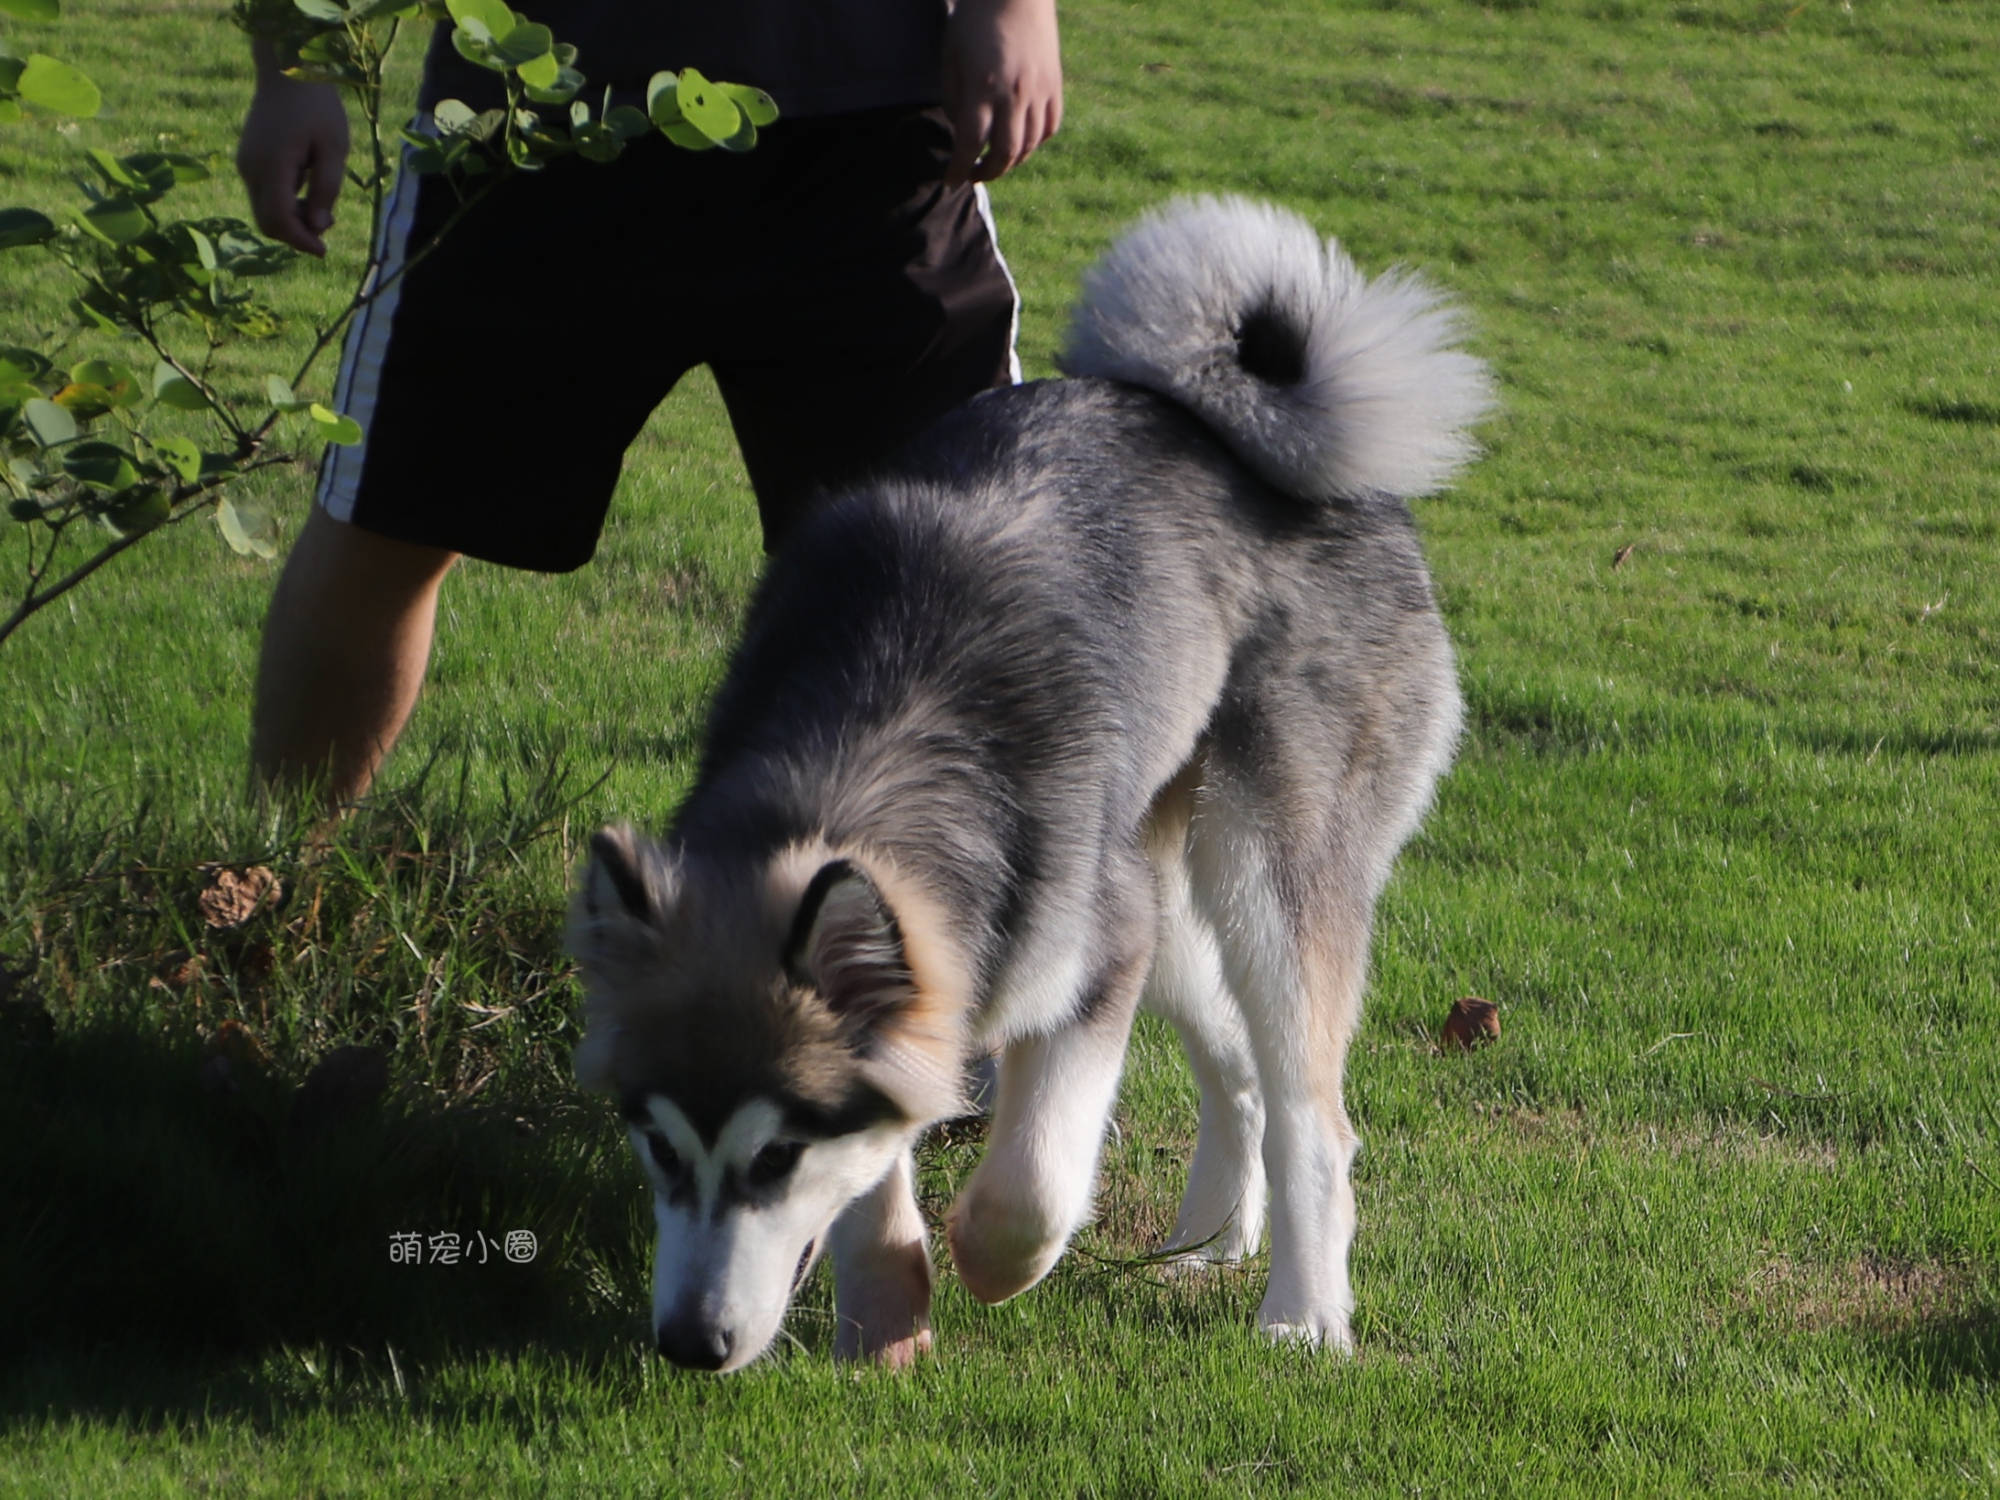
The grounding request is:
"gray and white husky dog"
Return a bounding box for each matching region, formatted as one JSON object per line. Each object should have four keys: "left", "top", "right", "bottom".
{"left": 568, "top": 197, "right": 1491, "bottom": 1371}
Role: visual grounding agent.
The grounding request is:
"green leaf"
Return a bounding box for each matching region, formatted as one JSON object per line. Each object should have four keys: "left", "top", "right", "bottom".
{"left": 103, "top": 486, "right": 170, "bottom": 536}
{"left": 0, "top": 207, "right": 56, "bottom": 250}
{"left": 292, "top": 0, "right": 349, "bottom": 20}
{"left": 646, "top": 71, "right": 682, "bottom": 127}
{"left": 571, "top": 122, "right": 621, "bottom": 163}
{"left": 265, "top": 374, "right": 312, "bottom": 413}
{"left": 660, "top": 121, "right": 717, "bottom": 152}
{"left": 720, "top": 83, "right": 780, "bottom": 128}
{"left": 399, "top": 137, "right": 451, "bottom": 175}
{"left": 51, "top": 382, "right": 114, "bottom": 418}
{"left": 604, "top": 104, "right": 652, "bottom": 141}
{"left": 85, "top": 147, "right": 138, "bottom": 189}
{"left": 216, "top": 496, "right": 279, "bottom": 558}
{"left": 77, "top": 197, "right": 148, "bottom": 246}
{"left": 22, "top": 396, "right": 76, "bottom": 447}
{"left": 152, "top": 361, "right": 212, "bottom": 412}
{"left": 125, "top": 150, "right": 212, "bottom": 186}
{"left": 432, "top": 98, "right": 478, "bottom": 135}
{"left": 449, "top": 27, "right": 508, "bottom": 74}
{"left": 153, "top": 435, "right": 202, "bottom": 484}
{"left": 62, "top": 440, "right": 141, "bottom": 490}
{"left": 309, "top": 402, "right": 363, "bottom": 445}
{"left": 0, "top": 345, "right": 52, "bottom": 384}
{"left": 18, "top": 54, "right": 100, "bottom": 117}
{"left": 522, "top": 66, "right": 582, "bottom": 105}
{"left": 444, "top": 0, "right": 513, "bottom": 39}
{"left": 183, "top": 225, "right": 218, "bottom": 272}
{"left": 514, "top": 48, "right": 558, "bottom": 89}
{"left": 68, "top": 359, "right": 142, "bottom": 408}
{"left": 71, "top": 296, "right": 121, "bottom": 334}
{"left": 288, "top": 32, "right": 367, "bottom": 86}
{"left": 0, "top": 0, "right": 61, "bottom": 24}
{"left": 491, "top": 21, "right": 551, "bottom": 66}
{"left": 54, "top": 360, "right": 142, "bottom": 418}
{"left": 676, "top": 69, "right": 741, "bottom": 145}
{"left": 0, "top": 369, "right": 39, "bottom": 404}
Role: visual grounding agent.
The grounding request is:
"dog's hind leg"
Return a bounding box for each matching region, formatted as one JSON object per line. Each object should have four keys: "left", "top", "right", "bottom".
{"left": 947, "top": 861, "right": 1155, "bottom": 1305}
{"left": 1189, "top": 807, "right": 1368, "bottom": 1352}
{"left": 1148, "top": 939, "right": 1267, "bottom": 1264}
{"left": 828, "top": 1147, "right": 933, "bottom": 1368}
{"left": 1142, "top": 789, "right": 1266, "bottom": 1263}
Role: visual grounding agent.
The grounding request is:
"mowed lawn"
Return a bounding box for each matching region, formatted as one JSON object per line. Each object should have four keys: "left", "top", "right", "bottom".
{"left": 1, "top": 1, "right": 1996, "bottom": 1494}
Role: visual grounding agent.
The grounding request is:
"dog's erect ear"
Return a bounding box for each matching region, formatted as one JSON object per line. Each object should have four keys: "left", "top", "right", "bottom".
{"left": 570, "top": 826, "right": 679, "bottom": 1096}
{"left": 784, "top": 859, "right": 916, "bottom": 1024}
{"left": 583, "top": 825, "right": 661, "bottom": 923}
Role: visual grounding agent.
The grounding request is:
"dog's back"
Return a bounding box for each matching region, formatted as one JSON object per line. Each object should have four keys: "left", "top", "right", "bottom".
{"left": 675, "top": 198, "right": 1488, "bottom": 1039}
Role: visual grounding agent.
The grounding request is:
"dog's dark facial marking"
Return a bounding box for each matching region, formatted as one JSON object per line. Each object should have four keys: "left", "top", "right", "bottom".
{"left": 781, "top": 1080, "right": 903, "bottom": 1141}
{"left": 715, "top": 1139, "right": 811, "bottom": 1217}
{"left": 641, "top": 1129, "right": 698, "bottom": 1208}
{"left": 1236, "top": 302, "right": 1308, "bottom": 385}
{"left": 745, "top": 1139, "right": 805, "bottom": 1189}
{"left": 588, "top": 829, "right": 653, "bottom": 920}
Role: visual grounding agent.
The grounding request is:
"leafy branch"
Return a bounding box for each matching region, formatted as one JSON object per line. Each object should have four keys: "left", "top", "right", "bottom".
{"left": 0, "top": 0, "right": 776, "bottom": 650}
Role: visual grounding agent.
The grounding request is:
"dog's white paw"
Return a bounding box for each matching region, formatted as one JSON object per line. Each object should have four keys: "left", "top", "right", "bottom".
{"left": 946, "top": 1185, "right": 1067, "bottom": 1305}
{"left": 1258, "top": 1312, "right": 1354, "bottom": 1354}
{"left": 833, "top": 1238, "right": 935, "bottom": 1368}
{"left": 1155, "top": 1226, "right": 1260, "bottom": 1275}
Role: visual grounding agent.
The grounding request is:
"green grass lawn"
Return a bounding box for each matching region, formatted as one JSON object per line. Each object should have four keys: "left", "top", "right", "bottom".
{"left": 2, "top": 1, "right": 1996, "bottom": 1493}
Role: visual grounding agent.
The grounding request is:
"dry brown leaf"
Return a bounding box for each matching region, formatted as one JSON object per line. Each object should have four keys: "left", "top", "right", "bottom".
{"left": 199, "top": 1018, "right": 270, "bottom": 1095}
{"left": 198, "top": 865, "right": 283, "bottom": 930}
{"left": 151, "top": 951, "right": 206, "bottom": 991}
{"left": 205, "top": 1017, "right": 270, "bottom": 1070}
{"left": 1612, "top": 542, "right": 1637, "bottom": 570}
{"left": 1440, "top": 995, "right": 1502, "bottom": 1052}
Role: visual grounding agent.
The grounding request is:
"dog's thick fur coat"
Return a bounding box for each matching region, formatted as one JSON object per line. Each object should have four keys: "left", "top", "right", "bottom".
{"left": 569, "top": 197, "right": 1491, "bottom": 1371}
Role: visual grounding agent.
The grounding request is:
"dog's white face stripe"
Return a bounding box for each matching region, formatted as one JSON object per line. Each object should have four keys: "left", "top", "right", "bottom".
{"left": 631, "top": 1092, "right": 914, "bottom": 1371}
{"left": 631, "top": 1096, "right": 789, "bottom": 1218}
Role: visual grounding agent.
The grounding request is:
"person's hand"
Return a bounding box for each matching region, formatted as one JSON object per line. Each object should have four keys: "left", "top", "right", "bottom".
{"left": 236, "top": 45, "right": 350, "bottom": 258}
{"left": 941, "top": 0, "right": 1063, "bottom": 186}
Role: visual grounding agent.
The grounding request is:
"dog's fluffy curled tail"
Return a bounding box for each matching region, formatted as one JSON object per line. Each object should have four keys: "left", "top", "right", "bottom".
{"left": 1062, "top": 196, "right": 1493, "bottom": 504}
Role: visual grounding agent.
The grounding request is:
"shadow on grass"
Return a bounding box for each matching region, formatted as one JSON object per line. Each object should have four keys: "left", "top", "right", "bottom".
{"left": 0, "top": 1015, "right": 651, "bottom": 1430}
{"left": 1465, "top": 683, "right": 2000, "bottom": 762}
{"left": 1870, "top": 1304, "right": 2000, "bottom": 1393}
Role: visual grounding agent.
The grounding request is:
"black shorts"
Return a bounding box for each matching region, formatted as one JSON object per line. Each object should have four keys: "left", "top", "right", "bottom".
{"left": 316, "top": 105, "right": 1020, "bottom": 567}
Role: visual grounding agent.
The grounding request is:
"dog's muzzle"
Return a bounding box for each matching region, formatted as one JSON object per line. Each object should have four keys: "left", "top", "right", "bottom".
{"left": 655, "top": 1314, "right": 733, "bottom": 1371}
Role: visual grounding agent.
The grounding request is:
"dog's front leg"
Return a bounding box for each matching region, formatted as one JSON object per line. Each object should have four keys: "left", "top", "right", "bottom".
{"left": 947, "top": 952, "right": 1147, "bottom": 1305}
{"left": 828, "top": 1147, "right": 934, "bottom": 1367}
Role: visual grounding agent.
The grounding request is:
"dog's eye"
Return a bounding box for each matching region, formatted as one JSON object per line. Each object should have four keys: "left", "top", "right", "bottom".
{"left": 647, "top": 1135, "right": 685, "bottom": 1179}
{"left": 746, "top": 1140, "right": 804, "bottom": 1188}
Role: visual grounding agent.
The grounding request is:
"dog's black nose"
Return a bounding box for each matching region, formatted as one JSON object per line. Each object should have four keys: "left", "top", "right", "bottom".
{"left": 655, "top": 1316, "right": 733, "bottom": 1371}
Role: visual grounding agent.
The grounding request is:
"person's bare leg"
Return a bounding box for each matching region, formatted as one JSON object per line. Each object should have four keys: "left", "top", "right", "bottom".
{"left": 251, "top": 505, "right": 459, "bottom": 807}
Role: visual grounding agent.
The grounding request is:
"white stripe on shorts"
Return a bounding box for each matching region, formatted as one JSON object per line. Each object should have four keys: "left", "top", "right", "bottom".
{"left": 316, "top": 149, "right": 427, "bottom": 522}
{"left": 974, "top": 183, "right": 1023, "bottom": 386}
